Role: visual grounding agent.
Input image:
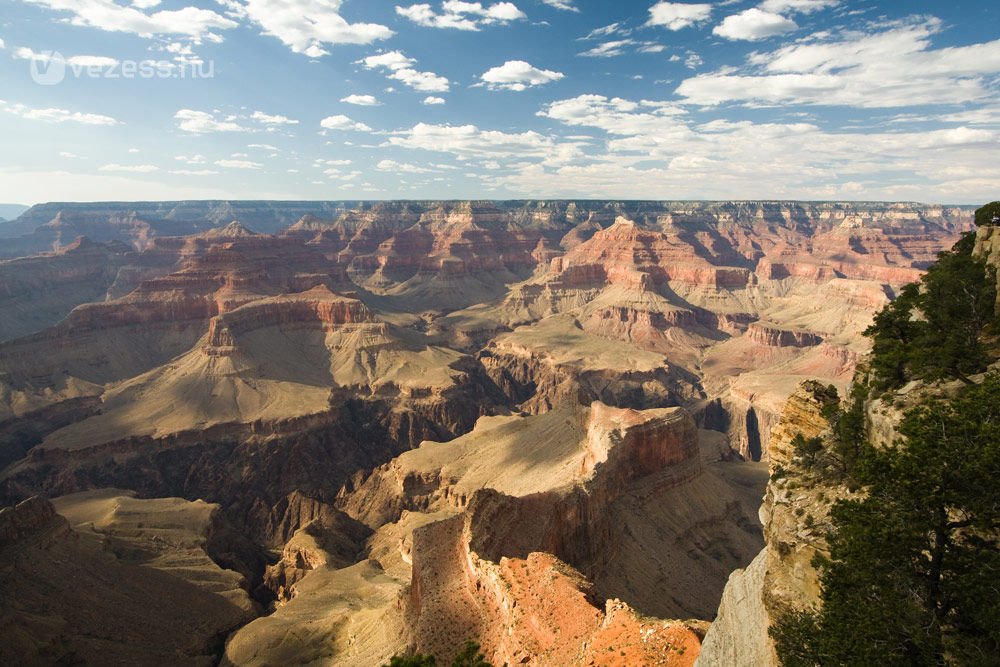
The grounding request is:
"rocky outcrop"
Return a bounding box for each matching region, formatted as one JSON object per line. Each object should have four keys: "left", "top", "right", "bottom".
{"left": 0, "top": 496, "right": 62, "bottom": 546}
{"left": 1, "top": 492, "right": 254, "bottom": 666}
{"left": 697, "top": 381, "right": 840, "bottom": 666}
{"left": 974, "top": 223, "right": 1000, "bottom": 310}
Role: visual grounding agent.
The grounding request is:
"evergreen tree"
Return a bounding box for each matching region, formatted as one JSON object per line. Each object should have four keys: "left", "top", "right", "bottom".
{"left": 910, "top": 234, "right": 997, "bottom": 384}
{"left": 974, "top": 201, "right": 1000, "bottom": 227}
{"left": 863, "top": 233, "right": 996, "bottom": 390}
{"left": 772, "top": 375, "right": 1000, "bottom": 665}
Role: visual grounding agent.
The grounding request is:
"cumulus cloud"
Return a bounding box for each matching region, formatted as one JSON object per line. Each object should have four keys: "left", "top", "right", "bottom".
{"left": 1, "top": 101, "right": 119, "bottom": 125}
{"left": 171, "top": 169, "right": 220, "bottom": 175}
{"left": 215, "top": 158, "right": 262, "bottom": 169}
{"left": 713, "top": 8, "right": 797, "bottom": 41}
{"left": 22, "top": 0, "right": 236, "bottom": 40}
{"left": 479, "top": 60, "right": 563, "bottom": 91}
{"left": 175, "top": 109, "right": 247, "bottom": 132}
{"left": 388, "top": 122, "right": 560, "bottom": 159}
{"left": 376, "top": 159, "right": 436, "bottom": 173}
{"left": 759, "top": 0, "right": 839, "bottom": 14}
{"left": 492, "top": 92, "right": 1000, "bottom": 202}
{"left": 238, "top": 0, "right": 393, "bottom": 56}
{"left": 358, "top": 50, "right": 449, "bottom": 92}
{"left": 251, "top": 110, "right": 299, "bottom": 125}
{"left": 341, "top": 94, "right": 380, "bottom": 106}
{"left": 319, "top": 114, "right": 372, "bottom": 131}
{"left": 395, "top": 1, "right": 526, "bottom": 30}
{"left": 13, "top": 47, "right": 120, "bottom": 67}
{"left": 541, "top": 0, "right": 577, "bottom": 10}
{"left": 678, "top": 17, "right": 1000, "bottom": 108}
{"left": 98, "top": 163, "right": 159, "bottom": 172}
{"left": 646, "top": 2, "right": 712, "bottom": 30}
{"left": 423, "top": 96, "right": 446, "bottom": 105}
{"left": 539, "top": 95, "right": 688, "bottom": 138}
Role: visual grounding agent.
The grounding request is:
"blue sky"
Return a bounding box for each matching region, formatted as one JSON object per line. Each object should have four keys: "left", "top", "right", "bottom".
{"left": 0, "top": 0, "right": 998, "bottom": 204}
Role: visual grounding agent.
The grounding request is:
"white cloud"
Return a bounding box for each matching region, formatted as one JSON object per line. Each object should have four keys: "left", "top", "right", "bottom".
{"left": 580, "top": 40, "right": 633, "bottom": 58}
{"left": 678, "top": 18, "right": 1000, "bottom": 108}
{"left": 251, "top": 110, "right": 299, "bottom": 125}
{"left": 1, "top": 101, "right": 119, "bottom": 125}
{"left": 247, "top": 143, "right": 279, "bottom": 150}
{"left": 423, "top": 96, "right": 446, "bottom": 105}
{"left": 98, "top": 163, "right": 159, "bottom": 173}
{"left": 22, "top": 0, "right": 236, "bottom": 40}
{"left": 480, "top": 91, "right": 1000, "bottom": 203}
{"left": 238, "top": 0, "right": 393, "bottom": 56}
{"left": 541, "top": 0, "right": 576, "bottom": 10}
{"left": 171, "top": 169, "right": 220, "bottom": 175}
{"left": 759, "top": 0, "right": 838, "bottom": 14}
{"left": 174, "top": 109, "right": 247, "bottom": 132}
{"left": 395, "top": 2, "right": 526, "bottom": 31}
{"left": 376, "top": 159, "right": 436, "bottom": 173}
{"left": 581, "top": 22, "right": 628, "bottom": 40}
{"left": 646, "top": 2, "right": 712, "bottom": 30}
{"left": 539, "top": 94, "right": 688, "bottom": 137}
{"left": 175, "top": 154, "right": 206, "bottom": 164}
{"left": 320, "top": 114, "right": 371, "bottom": 131}
{"left": 359, "top": 50, "right": 450, "bottom": 92}
{"left": 59, "top": 151, "right": 79, "bottom": 158}
{"left": 387, "top": 123, "right": 578, "bottom": 166}
{"left": 479, "top": 60, "right": 563, "bottom": 91}
{"left": 580, "top": 39, "right": 663, "bottom": 57}
{"left": 713, "top": 8, "right": 797, "bottom": 41}
{"left": 341, "top": 94, "right": 380, "bottom": 106}
{"left": 215, "top": 158, "right": 262, "bottom": 169}
{"left": 15, "top": 48, "right": 123, "bottom": 68}
{"left": 0, "top": 38, "right": 5, "bottom": 49}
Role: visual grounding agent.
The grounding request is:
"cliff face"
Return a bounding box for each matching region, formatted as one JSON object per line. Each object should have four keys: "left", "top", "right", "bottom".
{"left": 974, "top": 223, "right": 1000, "bottom": 310}
{"left": 697, "top": 381, "right": 841, "bottom": 666}
{"left": 225, "top": 403, "right": 765, "bottom": 666}
{"left": 0, "top": 493, "right": 256, "bottom": 666}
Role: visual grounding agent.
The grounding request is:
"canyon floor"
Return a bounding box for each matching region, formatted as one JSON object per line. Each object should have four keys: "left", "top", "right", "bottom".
{"left": 0, "top": 200, "right": 972, "bottom": 665}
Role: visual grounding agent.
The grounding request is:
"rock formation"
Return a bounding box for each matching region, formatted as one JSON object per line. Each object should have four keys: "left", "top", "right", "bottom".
{"left": 225, "top": 402, "right": 765, "bottom": 665}
{"left": 695, "top": 381, "right": 843, "bottom": 666}
{"left": 0, "top": 492, "right": 256, "bottom": 665}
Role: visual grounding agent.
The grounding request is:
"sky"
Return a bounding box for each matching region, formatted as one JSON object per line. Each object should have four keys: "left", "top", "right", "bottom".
{"left": 0, "top": 0, "right": 998, "bottom": 205}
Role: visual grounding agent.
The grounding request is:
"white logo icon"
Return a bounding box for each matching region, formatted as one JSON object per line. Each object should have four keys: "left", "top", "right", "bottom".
{"left": 29, "top": 51, "right": 66, "bottom": 85}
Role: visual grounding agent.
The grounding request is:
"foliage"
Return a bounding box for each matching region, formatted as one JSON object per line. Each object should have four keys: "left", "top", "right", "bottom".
{"left": 974, "top": 200, "right": 1000, "bottom": 227}
{"left": 791, "top": 432, "right": 823, "bottom": 465}
{"left": 386, "top": 654, "right": 437, "bottom": 667}
{"left": 771, "top": 375, "right": 1000, "bottom": 665}
{"left": 450, "top": 641, "right": 492, "bottom": 667}
{"left": 864, "top": 232, "right": 997, "bottom": 390}
{"left": 385, "top": 642, "right": 492, "bottom": 667}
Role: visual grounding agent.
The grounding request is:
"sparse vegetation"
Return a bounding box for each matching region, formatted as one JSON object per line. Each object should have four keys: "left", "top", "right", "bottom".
{"left": 385, "top": 641, "right": 492, "bottom": 667}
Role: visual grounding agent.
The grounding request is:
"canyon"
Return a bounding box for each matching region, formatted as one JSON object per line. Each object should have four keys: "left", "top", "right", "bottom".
{"left": 0, "top": 199, "right": 972, "bottom": 665}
